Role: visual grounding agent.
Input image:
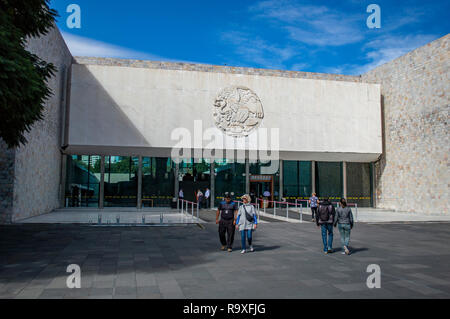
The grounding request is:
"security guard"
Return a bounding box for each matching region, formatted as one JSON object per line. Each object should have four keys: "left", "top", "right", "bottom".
{"left": 216, "top": 193, "right": 238, "bottom": 252}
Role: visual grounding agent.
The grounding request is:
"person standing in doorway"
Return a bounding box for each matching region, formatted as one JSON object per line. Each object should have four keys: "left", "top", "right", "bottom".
{"left": 179, "top": 188, "right": 184, "bottom": 200}
{"left": 316, "top": 197, "right": 335, "bottom": 254}
{"left": 309, "top": 192, "right": 319, "bottom": 222}
{"left": 236, "top": 194, "right": 258, "bottom": 254}
{"left": 334, "top": 198, "right": 354, "bottom": 255}
{"left": 216, "top": 193, "right": 238, "bottom": 252}
{"left": 204, "top": 187, "right": 210, "bottom": 209}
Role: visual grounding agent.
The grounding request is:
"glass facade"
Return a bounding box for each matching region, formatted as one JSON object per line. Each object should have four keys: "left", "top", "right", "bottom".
{"left": 104, "top": 156, "right": 138, "bottom": 207}
{"left": 347, "top": 162, "right": 372, "bottom": 207}
{"left": 283, "top": 161, "right": 312, "bottom": 200}
{"left": 178, "top": 158, "right": 210, "bottom": 202}
{"left": 64, "top": 155, "right": 374, "bottom": 208}
{"left": 214, "top": 159, "right": 245, "bottom": 205}
{"left": 250, "top": 160, "right": 280, "bottom": 201}
{"left": 65, "top": 155, "right": 101, "bottom": 207}
{"left": 142, "top": 157, "right": 175, "bottom": 207}
{"left": 315, "top": 162, "right": 343, "bottom": 201}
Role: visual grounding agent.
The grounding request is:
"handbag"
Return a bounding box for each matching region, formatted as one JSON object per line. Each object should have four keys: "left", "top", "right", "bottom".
{"left": 242, "top": 205, "right": 254, "bottom": 223}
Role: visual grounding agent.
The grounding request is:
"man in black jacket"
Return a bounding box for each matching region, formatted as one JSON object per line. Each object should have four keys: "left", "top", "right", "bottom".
{"left": 316, "top": 197, "right": 336, "bottom": 254}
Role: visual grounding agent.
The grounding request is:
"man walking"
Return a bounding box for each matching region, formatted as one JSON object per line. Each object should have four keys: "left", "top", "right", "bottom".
{"left": 216, "top": 193, "right": 238, "bottom": 252}
{"left": 316, "top": 197, "right": 336, "bottom": 254}
{"left": 204, "top": 187, "right": 210, "bottom": 209}
{"left": 308, "top": 192, "right": 319, "bottom": 222}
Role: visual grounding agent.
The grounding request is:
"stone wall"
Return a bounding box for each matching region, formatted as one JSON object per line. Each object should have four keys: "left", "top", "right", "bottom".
{"left": 362, "top": 34, "right": 449, "bottom": 214}
{"left": 74, "top": 56, "right": 362, "bottom": 83}
{"left": 10, "top": 26, "right": 73, "bottom": 222}
{"left": 0, "top": 140, "right": 15, "bottom": 223}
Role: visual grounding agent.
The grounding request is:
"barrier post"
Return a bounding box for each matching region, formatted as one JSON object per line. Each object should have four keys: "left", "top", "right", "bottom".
{"left": 191, "top": 202, "right": 194, "bottom": 221}
{"left": 197, "top": 203, "right": 199, "bottom": 219}
{"left": 300, "top": 204, "right": 303, "bottom": 223}
{"left": 355, "top": 203, "right": 358, "bottom": 222}
{"left": 286, "top": 202, "right": 289, "bottom": 220}
{"left": 256, "top": 202, "right": 260, "bottom": 221}
{"left": 274, "top": 202, "right": 276, "bottom": 217}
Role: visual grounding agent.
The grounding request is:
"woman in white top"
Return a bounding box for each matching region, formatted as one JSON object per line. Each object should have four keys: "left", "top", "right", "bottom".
{"left": 235, "top": 194, "right": 258, "bottom": 254}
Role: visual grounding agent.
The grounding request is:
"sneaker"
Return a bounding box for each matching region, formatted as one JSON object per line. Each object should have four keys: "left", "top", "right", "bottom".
{"left": 221, "top": 246, "right": 225, "bottom": 251}
{"left": 227, "top": 248, "right": 232, "bottom": 252}
{"left": 249, "top": 245, "right": 254, "bottom": 252}
{"left": 324, "top": 250, "right": 328, "bottom": 254}
{"left": 241, "top": 249, "right": 246, "bottom": 254}
{"left": 341, "top": 251, "right": 346, "bottom": 255}
{"left": 312, "top": 218, "right": 315, "bottom": 222}
{"left": 344, "top": 246, "right": 350, "bottom": 255}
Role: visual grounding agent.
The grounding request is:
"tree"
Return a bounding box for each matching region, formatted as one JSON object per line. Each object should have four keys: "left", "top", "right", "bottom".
{"left": 0, "top": 0, "right": 58, "bottom": 148}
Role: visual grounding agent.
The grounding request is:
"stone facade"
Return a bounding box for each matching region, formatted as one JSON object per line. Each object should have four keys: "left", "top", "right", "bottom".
{"left": 74, "top": 56, "right": 362, "bottom": 83}
{"left": 362, "top": 34, "right": 449, "bottom": 214}
{"left": 0, "top": 140, "right": 15, "bottom": 223}
{"left": 0, "top": 26, "right": 73, "bottom": 223}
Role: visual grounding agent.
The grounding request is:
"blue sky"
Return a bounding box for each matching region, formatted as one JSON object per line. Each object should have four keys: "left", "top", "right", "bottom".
{"left": 51, "top": 0, "right": 449, "bottom": 75}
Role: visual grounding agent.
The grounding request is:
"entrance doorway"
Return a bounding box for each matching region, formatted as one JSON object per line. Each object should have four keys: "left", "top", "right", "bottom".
{"left": 249, "top": 175, "right": 274, "bottom": 207}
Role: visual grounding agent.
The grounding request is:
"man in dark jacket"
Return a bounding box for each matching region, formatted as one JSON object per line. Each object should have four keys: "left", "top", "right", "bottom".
{"left": 316, "top": 197, "right": 336, "bottom": 254}
{"left": 216, "top": 193, "right": 238, "bottom": 252}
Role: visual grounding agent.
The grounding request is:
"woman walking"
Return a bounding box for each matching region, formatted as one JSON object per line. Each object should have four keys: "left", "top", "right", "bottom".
{"left": 334, "top": 198, "right": 354, "bottom": 255}
{"left": 236, "top": 194, "right": 258, "bottom": 254}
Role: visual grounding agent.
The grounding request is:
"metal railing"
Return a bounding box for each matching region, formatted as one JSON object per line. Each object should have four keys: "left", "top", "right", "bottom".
{"left": 178, "top": 199, "right": 199, "bottom": 221}
{"left": 255, "top": 198, "right": 358, "bottom": 223}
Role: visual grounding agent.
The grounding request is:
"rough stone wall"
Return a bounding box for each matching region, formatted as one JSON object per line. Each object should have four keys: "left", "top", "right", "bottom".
{"left": 74, "top": 56, "right": 362, "bottom": 83}
{"left": 362, "top": 34, "right": 449, "bottom": 214}
{"left": 10, "top": 26, "right": 73, "bottom": 222}
{"left": 0, "top": 140, "right": 15, "bottom": 223}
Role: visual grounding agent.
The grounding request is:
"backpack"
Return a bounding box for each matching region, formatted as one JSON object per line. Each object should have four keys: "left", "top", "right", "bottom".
{"left": 318, "top": 204, "right": 333, "bottom": 222}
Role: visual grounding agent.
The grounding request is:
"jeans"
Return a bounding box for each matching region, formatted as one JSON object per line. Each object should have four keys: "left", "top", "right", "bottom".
{"left": 240, "top": 229, "right": 253, "bottom": 250}
{"left": 338, "top": 223, "right": 351, "bottom": 248}
{"left": 320, "top": 224, "right": 333, "bottom": 252}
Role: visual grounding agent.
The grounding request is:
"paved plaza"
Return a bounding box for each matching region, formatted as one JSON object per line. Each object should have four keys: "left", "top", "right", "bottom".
{"left": 1, "top": 214, "right": 450, "bottom": 299}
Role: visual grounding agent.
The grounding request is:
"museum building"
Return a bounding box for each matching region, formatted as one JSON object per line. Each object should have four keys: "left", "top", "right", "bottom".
{"left": 0, "top": 28, "right": 448, "bottom": 223}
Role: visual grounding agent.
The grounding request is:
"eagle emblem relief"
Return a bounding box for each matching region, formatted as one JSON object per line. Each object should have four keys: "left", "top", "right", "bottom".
{"left": 213, "top": 86, "right": 264, "bottom": 137}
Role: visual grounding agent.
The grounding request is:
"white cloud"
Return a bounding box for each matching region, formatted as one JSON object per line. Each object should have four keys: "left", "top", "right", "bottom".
{"left": 321, "top": 34, "right": 439, "bottom": 75}
{"left": 221, "top": 31, "right": 300, "bottom": 69}
{"left": 61, "top": 31, "right": 167, "bottom": 60}
{"left": 250, "top": 0, "right": 364, "bottom": 46}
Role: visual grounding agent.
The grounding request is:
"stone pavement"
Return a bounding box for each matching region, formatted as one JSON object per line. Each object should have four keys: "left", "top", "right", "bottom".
{"left": 1, "top": 220, "right": 450, "bottom": 299}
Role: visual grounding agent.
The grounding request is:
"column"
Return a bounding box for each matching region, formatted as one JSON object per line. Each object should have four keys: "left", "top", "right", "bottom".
{"left": 174, "top": 162, "right": 179, "bottom": 199}
{"left": 279, "top": 159, "right": 283, "bottom": 199}
{"left": 343, "top": 161, "right": 347, "bottom": 199}
{"left": 99, "top": 155, "right": 105, "bottom": 209}
{"left": 311, "top": 160, "right": 316, "bottom": 194}
{"left": 245, "top": 158, "right": 250, "bottom": 194}
{"left": 60, "top": 154, "right": 67, "bottom": 207}
{"left": 210, "top": 160, "right": 215, "bottom": 208}
{"left": 371, "top": 162, "right": 376, "bottom": 208}
{"left": 137, "top": 156, "right": 142, "bottom": 209}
